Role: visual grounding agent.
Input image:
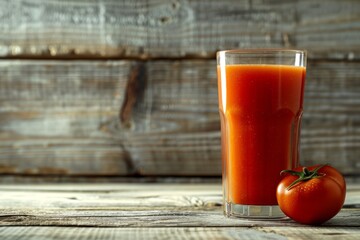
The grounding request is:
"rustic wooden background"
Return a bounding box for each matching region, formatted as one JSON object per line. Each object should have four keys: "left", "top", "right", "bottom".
{"left": 0, "top": 0, "right": 359, "bottom": 182}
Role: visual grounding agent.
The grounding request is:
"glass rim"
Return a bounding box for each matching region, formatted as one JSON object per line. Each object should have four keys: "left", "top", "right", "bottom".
{"left": 217, "top": 48, "right": 307, "bottom": 56}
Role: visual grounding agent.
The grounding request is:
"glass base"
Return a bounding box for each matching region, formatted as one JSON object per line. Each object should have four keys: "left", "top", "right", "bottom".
{"left": 224, "top": 202, "right": 285, "bottom": 219}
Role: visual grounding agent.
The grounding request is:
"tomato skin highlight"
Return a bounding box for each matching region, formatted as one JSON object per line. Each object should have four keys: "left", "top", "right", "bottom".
{"left": 276, "top": 165, "right": 346, "bottom": 225}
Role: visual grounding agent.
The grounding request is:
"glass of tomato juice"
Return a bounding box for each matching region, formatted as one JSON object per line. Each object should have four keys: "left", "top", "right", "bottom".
{"left": 217, "top": 49, "right": 307, "bottom": 218}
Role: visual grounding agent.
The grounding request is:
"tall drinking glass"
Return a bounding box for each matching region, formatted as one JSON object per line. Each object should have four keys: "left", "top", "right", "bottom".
{"left": 217, "top": 49, "right": 307, "bottom": 218}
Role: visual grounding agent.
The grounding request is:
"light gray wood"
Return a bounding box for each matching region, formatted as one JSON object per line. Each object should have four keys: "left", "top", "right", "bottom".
{"left": 0, "top": 60, "right": 221, "bottom": 176}
{"left": 0, "top": 60, "right": 133, "bottom": 176}
{"left": 0, "top": 183, "right": 358, "bottom": 240}
{"left": 1, "top": 60, "right": 360, "bottom": 177}
{"left": 1, "top": 226, "right": 359, "bottom": 240}
{"left": 0, "top": 202, "right": 357, "bottom": 227}
{"left": 301, "top": 61, "right": 360, "bottom": 174}
{"left": 258, "top": 227, "right": 360, "bottom": 240}
{"left": 0, "top": 184, "right": 358, "bottom": 228}
{"left": 120, "top": 60, "right": 360, "bottom": 175}
{"left": 121, "top": 60, "right": 221, "bottom": 175}
{"left": 0, "top": 0, "right": 359, "bottom": 59}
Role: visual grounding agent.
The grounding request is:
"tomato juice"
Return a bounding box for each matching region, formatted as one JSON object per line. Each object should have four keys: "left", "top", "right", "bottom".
{"left": 218, "top": 64, "right": 306, "bottom": 205}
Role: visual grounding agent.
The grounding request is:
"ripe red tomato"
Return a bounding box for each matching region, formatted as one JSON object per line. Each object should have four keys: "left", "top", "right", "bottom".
{"left": 276, "top": 164, "right": 346, "bottom": 225}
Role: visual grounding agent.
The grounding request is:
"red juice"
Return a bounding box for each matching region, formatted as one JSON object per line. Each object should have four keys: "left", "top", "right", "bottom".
{"left": 218, "top": 64, "right": 306, "bottom": 205}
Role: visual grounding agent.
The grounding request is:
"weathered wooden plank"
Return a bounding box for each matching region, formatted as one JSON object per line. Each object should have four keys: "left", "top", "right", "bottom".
{"left": 0, "top": 60, "right": 221, "bottom": 176}
{"left": 0, "top": 184, "right": 357, "bottom": 229}
{"left": 0, "top": 205, "right": 354, "bottom": 225}
{"left": 122, "top": 60, "right": 221, "bottom": 175}
{"left": 0, "top": 226, "right": 340, "bottom": 240}
{"left": 0, "top": 227, "right": 359, "bottom": 240}
{"left": 0, "top": 0, "right": 359, "bottom": 59}
{"left": 258, "top": 227, "right": 360, "bottom": 240}
{"left": 0, "top": 183, "right": 357, "bottom": 207}
{"left": 0, "top": 184, "right": 358, "bottom": 228}
{"left": 0, "top": 60, "right": 359, "bottom": 177}
{"left": 0, "top": 60, "right": 133, "bottom": 175}
{"left": 118, "top": 60, "right": 360, "bottom": 175}
{"left": 0, "top": 227, "right": 258, "bottom": 240}
{"left": 0, "top": 183, "right": 223, "bottom": 210}
{"left": 301, "top": 61, "right": 360, "bottom": 174}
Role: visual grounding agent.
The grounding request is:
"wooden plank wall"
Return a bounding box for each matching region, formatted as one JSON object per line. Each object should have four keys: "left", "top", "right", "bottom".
{"left": 0, "top": 0, "right": 359, "bottom": 181}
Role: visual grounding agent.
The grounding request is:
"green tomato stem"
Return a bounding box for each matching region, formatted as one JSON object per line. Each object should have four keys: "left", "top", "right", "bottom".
{"left": 281, "top": 164, "right": 328, "bottom": 190}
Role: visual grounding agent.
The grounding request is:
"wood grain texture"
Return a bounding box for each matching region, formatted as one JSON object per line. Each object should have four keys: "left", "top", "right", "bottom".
{"left": 122, "top": 60, "right": 221, "bottom": 175}
{"left": 0, "top": 60, "right": 133, "bottom": 175}
{"left": 0, "top": 60, "right": 221, "bottom": 176}
{"left": 0, "top": 0, "right": 359, "bottom": 59}
{"left": 301, "top": 61, "right": 360, "bottom": 174}
{"left": 0, "top": 183, "right": 358, "bottom": 240}
{"left": 120, "top": 60, "right": 360, "bottom": 175}
{"left": 0, "top": 227, "right": 284, "bottom": 240}
{"left": 1, "top": 59, "right": 360, "bottom": 177}
{"left": 0, "top": 227, "right": 359, "bottom": 240}
{"left": 0, "top": 183, "right": 358, "bottom": 228}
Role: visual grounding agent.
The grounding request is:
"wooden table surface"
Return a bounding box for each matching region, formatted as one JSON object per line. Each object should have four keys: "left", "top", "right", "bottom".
{"left": 0, "top": 183, "right": 359, "bottom": 239}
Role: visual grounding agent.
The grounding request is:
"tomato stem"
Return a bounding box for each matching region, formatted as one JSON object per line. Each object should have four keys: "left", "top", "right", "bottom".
{"left": 281, "top": 164, "right": 328, "bottom": 190}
